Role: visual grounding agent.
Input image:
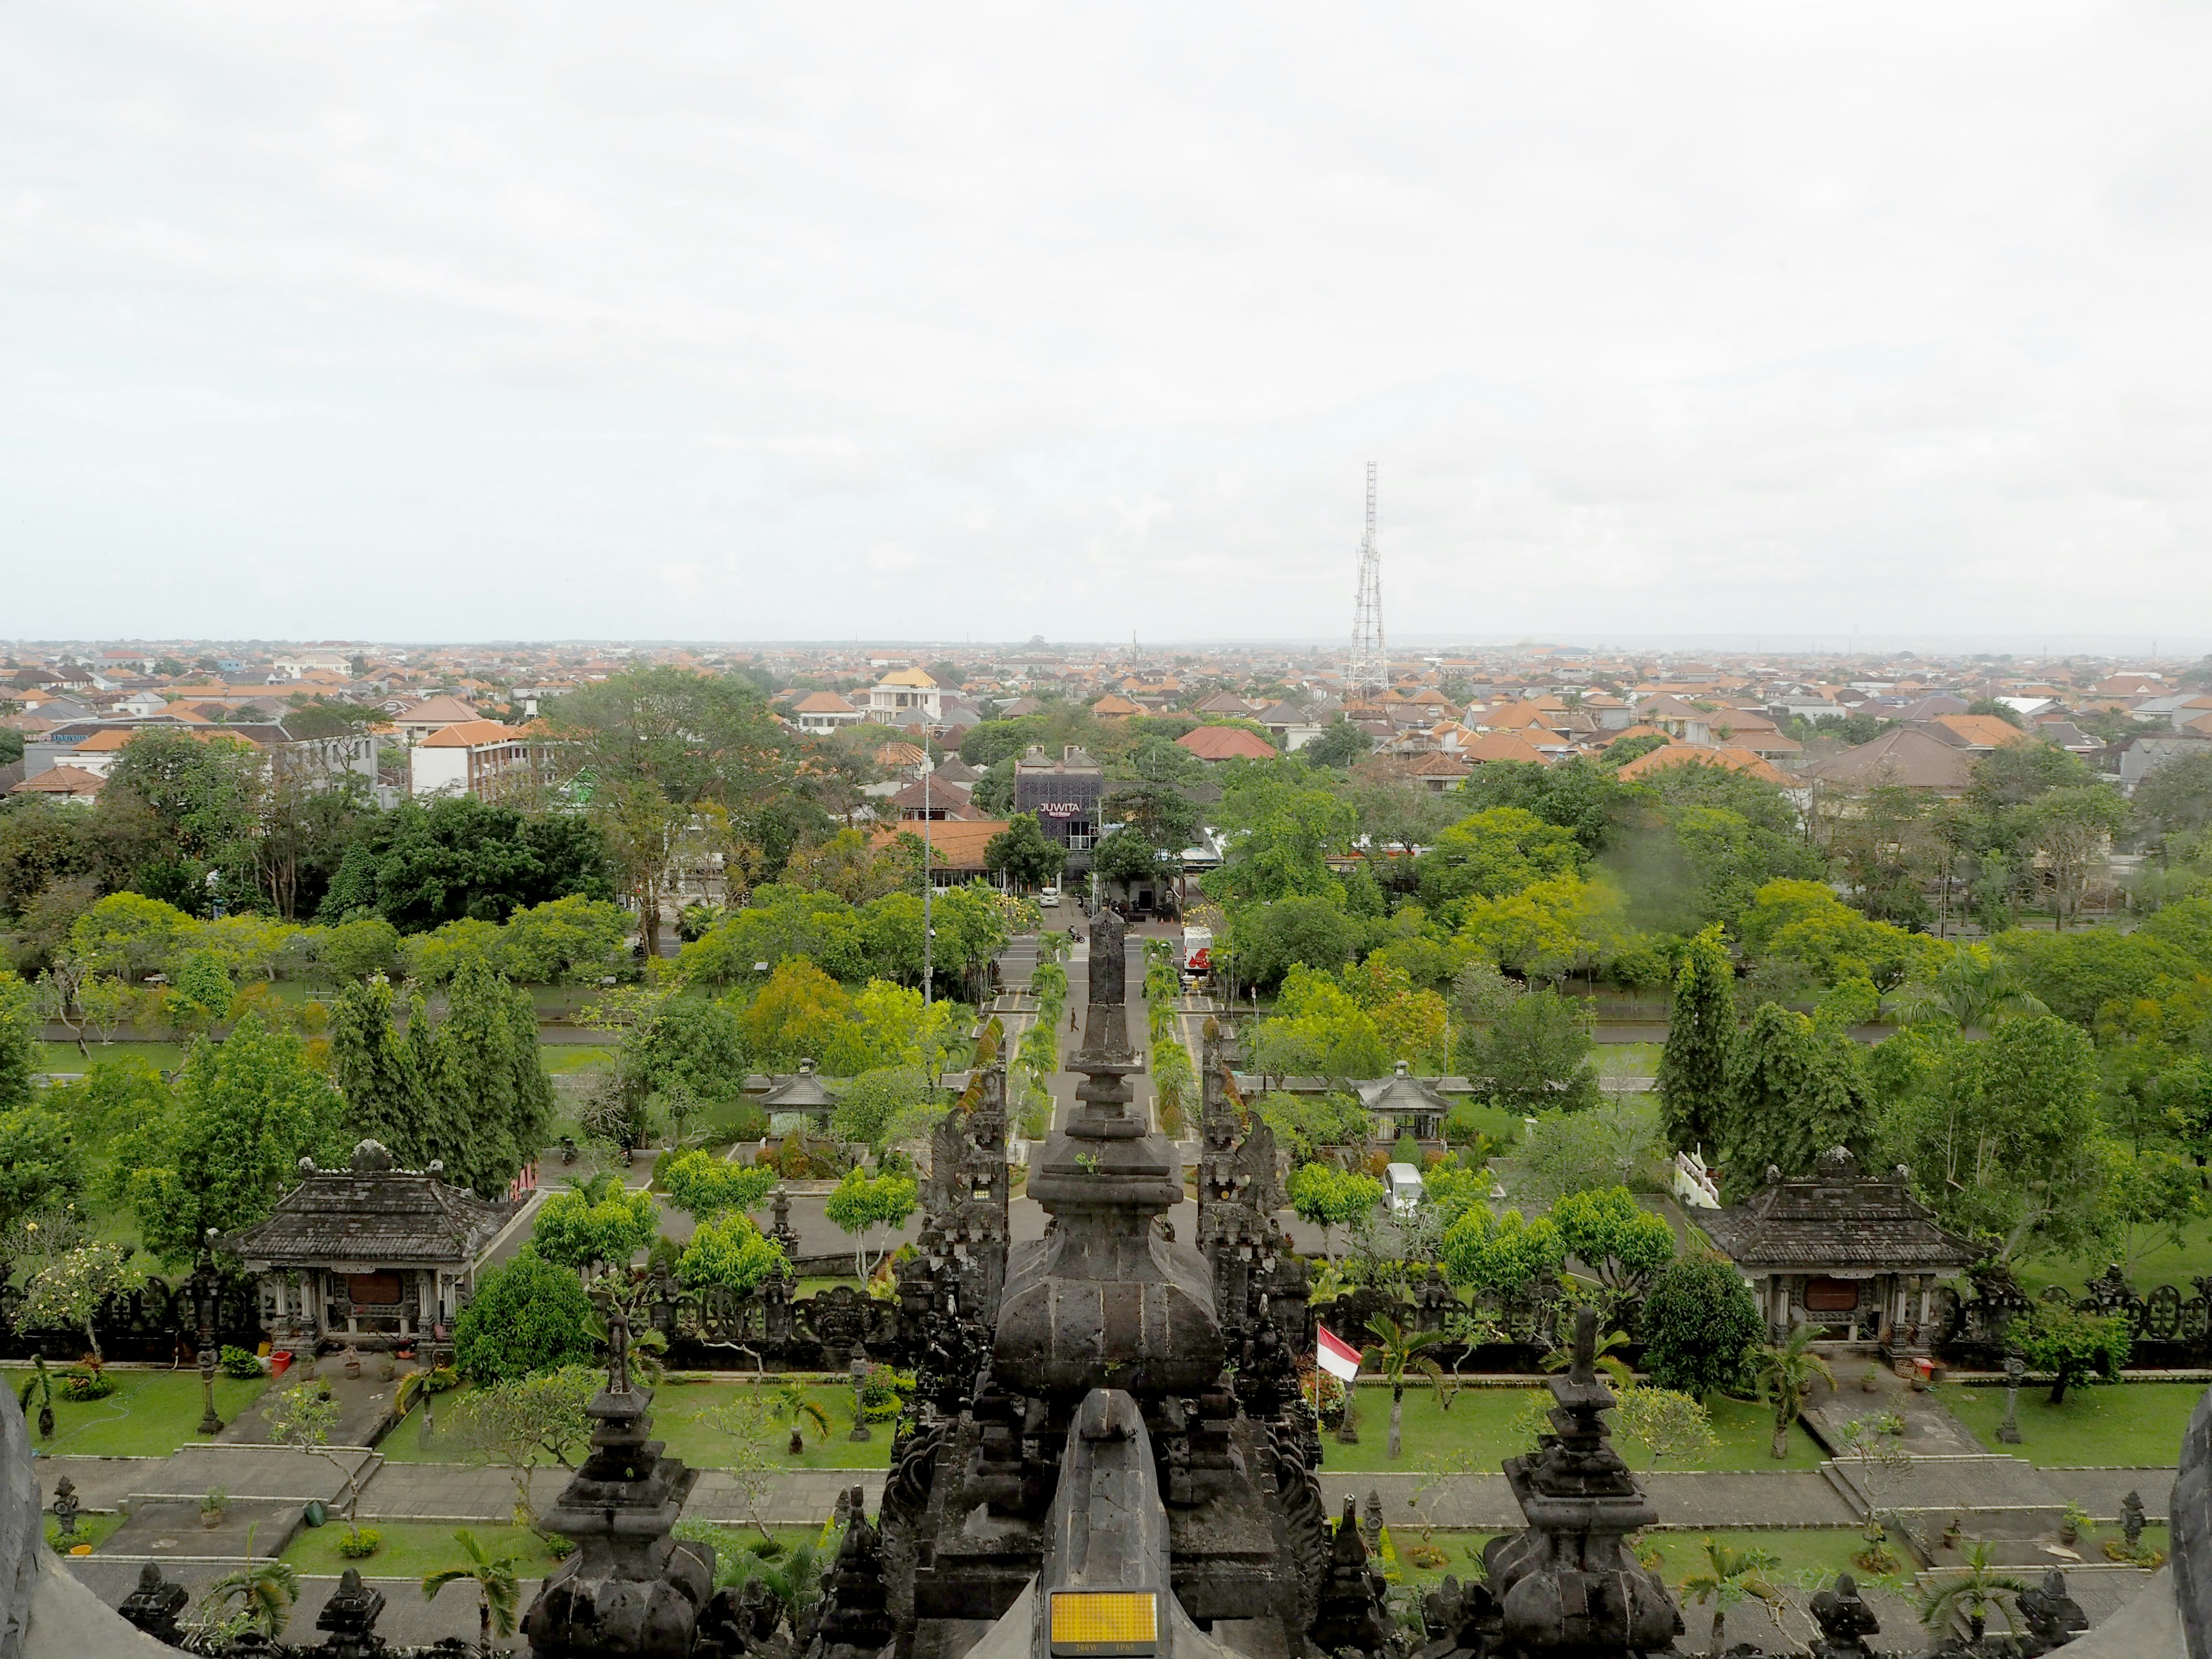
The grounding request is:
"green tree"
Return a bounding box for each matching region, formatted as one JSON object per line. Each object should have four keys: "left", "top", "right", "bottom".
{"left": 531, "top": 1176, "right": 658, "bottom": 1277}
{"left": 1722, "top": 1002, "right": 1876, "bottom": 1180}
{"left": 1250, "top": 968, "right": 1389, "bottom": 1079}
{"left": 422, "top": 1530, "right": 523, "bottom": 1652}
{"left": 1202, "top": 771, "right": 1357, "bottom": 908}
{"left": 1639, "top": 1255, "right": 1761, "bottom": 1398}
{"left": 494, "top": 896, "right": 630, "bottom": 983}
{"left": 1437, "top": 1207, "right": 1565, "bottom": 1296}
{"left": 0, "top": 971, "right": 37, "bottom": 1112}
{"left": 1750, "top": 1324, "right": 1832, "bottom": 1460}
{"left": 1302, "top": 718, "right": 1373, "bottom": 769}
{"left": 660, "top": 1150, "right": 779, "bottom": 1220}
{"left": 738, "top": 958, "right": 853, "bottom": 1069}
{"left": 317, "top": 797, "right": 611, "bottom": 931}
{"left": 18, "top": 1241, "right": 134, "bottom": 1361}
{"left": 823, "top": 1167, "right": 919, "bottom": 1277}
{"left": 982, "top": 814, "right": 1066, "bottom": 892}
{"left": 1883, "top": 1013, "right": 2107, "bottom": 1260}
{"left": 1101, "top": 786, "right": 1200, "bottom": 854}
{"left": 1415, "top": 807, "right": 1585, "bottom": 921}
{"left": 1359, "top": 1314, "right": 1447, "bottom": 1459}
{"left": 116, "top": 1013, "right": 345, "bottom": 1262}
{"left": 1548, "top": 1186, "right": 1675, "bottom": 1293}
{"left": 1456, "top": 757, "right": 1624, "bottom": 854}
{"left": 328, "top": 976, "right": 428, "bottom": 1158}
{"left": 1287, "top": 1163, "right": 1384, "bottom": 1263}
{"left": 1913, "top": 1544, "right": 2028, "bottom": 1649}
{"left": 1655, "top": 925, "right": 1734, "bottom": 1154}
{"left": 164, "top": 949, "right": 234, "bottom": 1037}
{"left": 451, "top": 1251, "right": 596, "bottom": 1384}
{"left": 676, "top": 1212, "right": 787, "bottom": 1294}
{"left": 1461, "top": 985, "right": 1601, "bottom": 1113}
{"left": 2011, "top": 1302, "right": 2131, "bottom": 1405}
{"left": 1090, "top": 826, "right": 1164, "bottom": 889}
{"left": 448, "top": 1365, "right": 599, "bottom": 1530}
{"left": 417, "top": 964, "right": 552, "bottom": 1197}
{"left": 1223, "top": 896, "right": 1359, "bottom": 990}
{"left": 0, "top": 1104, "right": 86, "bottom": 1239}
{"left": 321, "top": 916, "right": 404, "bottom": 981}
{"left": 1676, "top": 1537, "right": 1785, "bottom": 1658}
{"left": 828, "top": 1065, "right": 940, "bottom": 1155}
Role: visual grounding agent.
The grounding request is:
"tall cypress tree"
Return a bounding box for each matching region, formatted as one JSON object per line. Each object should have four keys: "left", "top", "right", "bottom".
{"left": 502, "top": 979, "right": 555, "bottom": 1168}
{"left": 429, "top": 964, "right": 521, "bottom": 1198}
{"left": 1723, "top": 1001, "right": 1876, "bottom": 1181}
{"left": 328, "top": 977, "right": 427, "bottom": 1161}
{"left": 1655, "top": 924, "right": 1735, "bottom": 1156}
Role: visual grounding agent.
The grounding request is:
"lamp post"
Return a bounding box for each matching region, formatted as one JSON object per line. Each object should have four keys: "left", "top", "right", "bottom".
{"left": 193, "top": 1229, "right": 223, "bottom": 1437}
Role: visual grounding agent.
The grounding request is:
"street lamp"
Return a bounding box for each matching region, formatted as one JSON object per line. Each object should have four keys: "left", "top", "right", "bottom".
{"left": 921, "top": 754, "right": 933, "bottom": 1006}
{"left": 193, "top": 1228, "right": 223, "bottom": 1437}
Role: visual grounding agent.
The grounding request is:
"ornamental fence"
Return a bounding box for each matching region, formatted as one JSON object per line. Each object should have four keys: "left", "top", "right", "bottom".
{"left": 0, "top": 1274, "right": 266, "bottom": 1364}
{"left": 1935, "top": 1264, "right": 2212, "bottom": 1364}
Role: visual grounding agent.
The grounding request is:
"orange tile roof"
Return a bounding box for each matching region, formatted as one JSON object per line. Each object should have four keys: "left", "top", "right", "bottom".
{"left": 419, "top": 719, "right": 523, "bottom": 748}
{"left": 1929, "top": 714, "right": 2033, "bottom": 749}
{"left": 867, "top": 819, "right": 1011, "bottom": 868}
{"left": 74, "top": 725, "right": 260, "bottom": 753}
{"left": 1176, "top": 726, "right": 1277, "bottom": 762}
{"left": 1615, "top": 744, "right": 1794, "bottom": 786}
{"left": 11, "top": 764, "right": 105, "bottom": 796}
{"left": 1460, "top": 730, "right": 1550, "bottom": 765}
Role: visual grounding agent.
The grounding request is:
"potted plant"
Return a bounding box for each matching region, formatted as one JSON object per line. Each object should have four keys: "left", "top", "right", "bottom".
{"left": 200, "top": 1487, "right": 227, "bottom": 1530}
{"left": 1861, "top": 1363, "right": 1882, "bottom": 1395}
{"left": 2061, "top": 1501, "right": 2096, "bottom": 1547}
{"left": 342, "top": 1346, "right": 362, "bottom": 1380}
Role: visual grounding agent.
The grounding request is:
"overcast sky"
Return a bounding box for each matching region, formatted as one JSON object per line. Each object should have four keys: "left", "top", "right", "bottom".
{"left": 6, "top": 3, "right": 2212, "bottom": 649}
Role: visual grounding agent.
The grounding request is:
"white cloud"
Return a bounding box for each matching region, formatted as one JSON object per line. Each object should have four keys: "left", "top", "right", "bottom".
{"left": 2, "top": 1, "right": 2211, "bottom": 645}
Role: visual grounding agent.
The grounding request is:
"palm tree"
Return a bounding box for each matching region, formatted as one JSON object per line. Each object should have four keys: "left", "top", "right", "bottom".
{"left": 723, "top": 1532, "right": 826, "bottom": 1627}
{"left": 1675, "top": 1536, "right": 1783, "bottom": 1657}
{"left": 201, "top": 1525, "right": 300, "bottom": 1639}
{"left": 1915, "top": 1543, "right": 2029, "bottom": 1646}
{"left": 1751, "top": 1323, "right": 1834, "bottom": 1460}
{"left": 423, "top": 1528, "right": 522, "bottom": 1654}
{"left": 1889, "top": 945, "right": 2046, "bottom": 1033}
{"left": 396, "top": 1367, "right": 447, "bottom": 1449}
{"left": 1360, "top": 1315, "right": 1448, "bottom": 1460}
{"left": 774, "top": 1384, "right": 830, "bottom": 1455}
{"left": 1541, "top": 1316, "right": 1634, "bottom": 1388}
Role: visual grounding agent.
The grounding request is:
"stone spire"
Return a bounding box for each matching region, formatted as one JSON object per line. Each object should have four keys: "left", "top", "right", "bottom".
{"left": 1482, "top": 1306, "right": 1683, "bottom": 1654}
{"left": 522, "top": 1299, "right": 713, "bottom": 1659}
{"left": 993, "top": 907, "right": 1224, "bottom": 1397}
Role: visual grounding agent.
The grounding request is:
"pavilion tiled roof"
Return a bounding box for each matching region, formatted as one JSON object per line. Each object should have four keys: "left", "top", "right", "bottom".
{"left": 222, "top": 1141, "right": 512, "bottom": 1267}
{"left": 1699, "top": 1148, "right": 1982, "bottom": 1272}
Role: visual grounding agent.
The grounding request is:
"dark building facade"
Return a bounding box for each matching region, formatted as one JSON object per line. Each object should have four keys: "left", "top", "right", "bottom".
{"left": 1013, "top": 744, "right": 1102, "bottom": 850}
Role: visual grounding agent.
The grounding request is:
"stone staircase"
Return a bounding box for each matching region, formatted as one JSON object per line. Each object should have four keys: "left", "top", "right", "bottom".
{"left": 97, "top": 1442, "right": 382, "bottom": 1563}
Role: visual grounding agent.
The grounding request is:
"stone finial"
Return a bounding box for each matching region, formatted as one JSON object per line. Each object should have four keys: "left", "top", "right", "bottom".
{"left": 1808, "top": 1571, "right": 1880, "bottom": 1656}
{"left": 2017, "top": 1567, "right": 2089, "bottom": 1652}
{"left": 2123, "top": 1488, "right": 2147, "bottom": 1548}
{"left": 118, "top": 1565, "right": 190, "bottom": 1645}
{"left": 349, "top": 1139, "right": 395, "bottom": 1173}
{"left": 315, "top": 1566, "right": 387, "bottom": 1658}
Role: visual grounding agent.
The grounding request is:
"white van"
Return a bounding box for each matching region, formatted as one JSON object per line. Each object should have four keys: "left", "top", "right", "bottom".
{"left": 1385, "top": 1161, "right": 1423, "bottom": 1215}
{"left": 1039, "top": 887, "right": 1060, "bottom": 908}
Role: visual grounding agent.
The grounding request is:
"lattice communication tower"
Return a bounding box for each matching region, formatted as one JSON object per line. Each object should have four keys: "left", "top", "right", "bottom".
{"left": 1347, "top": 461, "right": 1385, "bottom": 697}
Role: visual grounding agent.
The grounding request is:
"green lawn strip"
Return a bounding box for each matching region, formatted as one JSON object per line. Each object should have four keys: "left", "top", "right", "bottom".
{"left": 2012, "top": 1229, "right": 2212, "bottom": 1298}
{"left": 36, "top": 1041, "right": 190, "bottom": 1074}
{"left": 380, "top": 1381, "right": 892, "bottom": 1471}
{"left": 48, "top": 1512, "right": 127, "bottom": 1553}
{"left": 283, "top": 1520, "right": 566, "bottom": 1581}
{"left": 1381, "top": 1528, "right": 1868, "bottom": 1605}
{"left": 1941, "top": 1380, "right": 2199, "bottom": 1467}
{"left": 537, "top": 1046, "right": 616, "bottom": 1075}
{"left": 1316, "top": 1387, "right": 1824, "bottom": 1474}
{"left": 2, "top": 1369, "right": 270, "bottom": 1457}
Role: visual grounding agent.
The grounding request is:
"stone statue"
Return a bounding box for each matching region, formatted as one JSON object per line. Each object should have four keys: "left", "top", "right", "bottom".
{"left": 1808, "top": 1571, "right": 1880, "bottom": 1657}
{"left": 2016, "top": 1567, "right": 2089, "bottom": 1655}
{"left": 117, "top": 1565, "right": 189, "bottom": 1646}
{"left": 315, "top": 1567, "right": 388, "bottom": 1659}
{"left": 2123, "top": 1487, "right": 2147, "bottom": 1551}
{"left": 50, "top": 1474, "right": 77, "bottom": 1542}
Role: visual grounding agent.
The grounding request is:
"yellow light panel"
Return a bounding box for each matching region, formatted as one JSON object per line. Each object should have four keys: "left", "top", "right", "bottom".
{"left": 1049, "top": 1590, "right": 1158, "bottom": 1655}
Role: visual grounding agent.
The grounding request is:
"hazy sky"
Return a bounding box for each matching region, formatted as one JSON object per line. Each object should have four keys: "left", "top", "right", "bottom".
{"left": 7, "top": 3, "right": 2212, "bottom": 647}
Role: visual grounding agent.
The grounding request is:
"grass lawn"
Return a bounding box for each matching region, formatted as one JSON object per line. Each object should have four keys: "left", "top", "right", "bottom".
{"left": 537, "top": 1045, "right": 616, "bottom": 1075}
{"left": 1592, "top": 1041, "right": 1662, "bottom": 1080}
{"left": 378, "top": 1381, "right": 893, "bottom": 1471}
{"left": 1942, "top": 1381, "right": 2199, "bottom": 1466}
{"left": 2, "top": 1368, "right": 270, "bottom": 1457}
{"left": 1380, "top": 1528, "right": 1868, "bottom": 1598}
{"left": 1315, "top": 1386, "right": 1825, "bottom": 1474}
{"left": 2013, "top": 1229, "right": 2212, "bottom": 1298}
{"left": 284, "top": 1520, "right": 567, "bottom": 1581}
{"left": 36, "top": 1040, "right": 190, "bottom": 1074}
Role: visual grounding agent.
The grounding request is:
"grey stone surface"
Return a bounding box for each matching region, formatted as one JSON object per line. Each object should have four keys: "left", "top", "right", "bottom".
{"left": 2044, "top": 1467, "right": 2177, "bottom": 1524}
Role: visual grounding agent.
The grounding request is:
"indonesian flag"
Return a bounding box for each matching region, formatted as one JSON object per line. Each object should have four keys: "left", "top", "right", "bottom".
{"left": 1315, "top": 1324, "right": 1362, "bottom": 1382}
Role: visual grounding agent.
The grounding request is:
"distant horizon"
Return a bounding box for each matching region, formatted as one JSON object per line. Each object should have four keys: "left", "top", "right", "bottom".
{"left": 8, "top": 632, "right": 2212, "bottom": 661}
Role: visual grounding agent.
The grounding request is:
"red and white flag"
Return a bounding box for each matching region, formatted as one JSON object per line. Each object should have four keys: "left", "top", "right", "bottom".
{"left": 1315, "top": 1324, "right": 1362, "bottom": 1382}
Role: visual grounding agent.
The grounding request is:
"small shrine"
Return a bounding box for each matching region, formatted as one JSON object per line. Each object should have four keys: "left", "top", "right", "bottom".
{"left": 1699, "top": 1145, "right": 1983, "bottom": 1354}
{"left": 222, "top": 1139, "right": 513, "bottom": 1357}
{"left": 1354, "top": 1060, "right": 1450, "bottom": 1143}
{"left": 759, "top": 1058, "right": 840, "bottom": 1134}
